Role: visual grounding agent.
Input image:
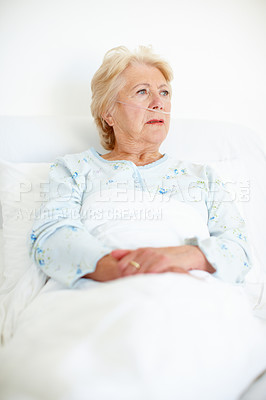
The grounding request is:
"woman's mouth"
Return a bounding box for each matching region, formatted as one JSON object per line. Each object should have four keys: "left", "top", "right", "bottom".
{"left": 146, "top": 119, "right": 164, "bottom": 124}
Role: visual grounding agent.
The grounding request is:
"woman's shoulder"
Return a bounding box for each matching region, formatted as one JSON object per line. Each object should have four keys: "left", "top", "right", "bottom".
{"left": 165, "top": 156, "right": 225, "bottom": 196}
{"left": 52, "top": 148, "right": 96, "bottom": 171}
{"left": 166, "top": 154, "right": 216, "bottom": 180}
{"left": 49, "top": 148, "right": 98, "bottom": 183}
{"left": 56, "top": 148, "right": 93, "bottom": 165}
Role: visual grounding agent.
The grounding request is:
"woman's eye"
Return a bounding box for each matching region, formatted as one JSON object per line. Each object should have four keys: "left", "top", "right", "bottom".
{"left": 137, "top": 89, "right": 148, "bottom": 95}
{"left": 160, "top": 90, "right": 169, "bottom": 97}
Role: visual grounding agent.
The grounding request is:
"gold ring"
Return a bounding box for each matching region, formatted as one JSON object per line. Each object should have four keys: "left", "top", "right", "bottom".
{"left": 130, "top": 260, "right": 141, "bottom": 269}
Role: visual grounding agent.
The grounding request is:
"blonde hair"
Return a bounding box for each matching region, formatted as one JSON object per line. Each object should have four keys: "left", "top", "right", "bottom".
{"left": 90, "top": 45, "right": 173, "bottom": 150}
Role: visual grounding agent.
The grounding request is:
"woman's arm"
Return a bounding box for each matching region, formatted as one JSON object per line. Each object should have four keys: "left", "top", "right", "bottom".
{"left": 29, "top": 155, "right": 112, "bottom": 288}
{"left": 192, "top": 165, "right": 252, "bottom": 283}
{"left": 111, "top": 165, "right": 251, "bottom": 283}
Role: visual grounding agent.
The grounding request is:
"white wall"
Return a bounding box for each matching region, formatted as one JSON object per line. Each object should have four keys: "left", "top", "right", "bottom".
{"left": 0, "top": 0, "right": 265, "bottom": 151}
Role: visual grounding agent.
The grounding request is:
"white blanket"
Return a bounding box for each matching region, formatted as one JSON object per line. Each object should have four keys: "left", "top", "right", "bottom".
{"left": 82, "top": 192, "right": 210, "bottom": 249}
{"left": 1, "top": 272, "right": 266, "bottom": 400}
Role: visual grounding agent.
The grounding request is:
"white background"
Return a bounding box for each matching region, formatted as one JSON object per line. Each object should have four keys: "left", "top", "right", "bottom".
{"left": 0, "top": 0, "right": 265, "bottom": 151}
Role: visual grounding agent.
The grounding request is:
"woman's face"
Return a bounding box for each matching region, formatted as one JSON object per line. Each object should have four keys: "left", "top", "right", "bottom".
{"left": 107, "top": 63, "right": 171, "bottom": 148}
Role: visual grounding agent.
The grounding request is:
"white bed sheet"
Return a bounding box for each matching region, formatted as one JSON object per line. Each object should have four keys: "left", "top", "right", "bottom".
{"left": 1, "top": 272, "right": 266, "bottom": 400}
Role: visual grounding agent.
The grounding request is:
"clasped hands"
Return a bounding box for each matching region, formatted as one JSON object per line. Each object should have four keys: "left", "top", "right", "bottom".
{"left": 85, "top": 246, "right": 215, "bottom": 282}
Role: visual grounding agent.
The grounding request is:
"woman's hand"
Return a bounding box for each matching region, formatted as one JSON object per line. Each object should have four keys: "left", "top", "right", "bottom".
{"left": 84, "top": 254, "right": 124, "bottom": 282}
{"left": 85, "top": 246, "right": 215, "bottom": 281}
{"left": 111, "top": 246, "right": 215, "bottom": 277}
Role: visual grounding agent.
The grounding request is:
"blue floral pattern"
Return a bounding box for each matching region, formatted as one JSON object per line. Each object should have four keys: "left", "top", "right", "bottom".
{"left": 29, "top": 148, "right": 252, "bottom": 287}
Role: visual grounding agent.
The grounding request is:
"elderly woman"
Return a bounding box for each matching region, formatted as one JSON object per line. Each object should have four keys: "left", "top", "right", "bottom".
{"left": 30, "top": 46, "right": 251, "bottom": 287}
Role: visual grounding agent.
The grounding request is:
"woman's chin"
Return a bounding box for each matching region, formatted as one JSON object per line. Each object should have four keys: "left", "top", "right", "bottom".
{"left": 143, "top": 128, "right": 168, "bottom": 144}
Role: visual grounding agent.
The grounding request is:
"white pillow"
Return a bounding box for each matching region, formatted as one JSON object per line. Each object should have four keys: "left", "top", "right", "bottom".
{"left": 0, "top": 160, "right": 49, "bottom": 342}
{"left": 0, "top": 160, "right": 50, "bottom": 286}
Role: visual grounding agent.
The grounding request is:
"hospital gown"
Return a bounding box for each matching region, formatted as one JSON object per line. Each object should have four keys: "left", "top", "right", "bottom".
{"left": 30, "top": 147, "right": 251, "bottom": 287}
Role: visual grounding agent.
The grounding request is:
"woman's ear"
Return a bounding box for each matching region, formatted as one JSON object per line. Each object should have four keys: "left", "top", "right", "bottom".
{"left": 102, "top": 111, "right": 114, "bottom": 127}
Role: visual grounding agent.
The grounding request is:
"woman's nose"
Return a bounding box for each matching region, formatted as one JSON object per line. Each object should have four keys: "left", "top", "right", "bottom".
{"left": 149, "top": 93, "right": 164, "bottom": 110}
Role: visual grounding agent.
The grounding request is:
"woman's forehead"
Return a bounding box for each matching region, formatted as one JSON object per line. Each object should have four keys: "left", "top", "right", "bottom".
{"left": 121, "top": 64, "right": 168, "bottom": 89}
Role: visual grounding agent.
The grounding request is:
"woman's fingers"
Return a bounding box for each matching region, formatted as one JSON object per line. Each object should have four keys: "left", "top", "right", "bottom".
{"left": 116, "top": 247, "right": 194, "bottom": 277}
{"left": 120, "top": 255, "right": 146, "bottom": 276}
{"left": 111, "top": 249, "right": 131, "bottom": 260}
{"left": 122, "top": 261, "right": 188, "bottom": 277}
{"left": 117, "top": 248, "right": 152, "bottom": 272}
{"left": 119, "top": 249, "right": 171, "bottom": 276}
{"left": 163, "top": 266, "right": 188, "bottom": 274}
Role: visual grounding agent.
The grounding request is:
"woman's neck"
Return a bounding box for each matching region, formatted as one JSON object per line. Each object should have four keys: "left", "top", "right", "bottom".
{"left": 101, "top": 147, "right": 163, "bottom": 166}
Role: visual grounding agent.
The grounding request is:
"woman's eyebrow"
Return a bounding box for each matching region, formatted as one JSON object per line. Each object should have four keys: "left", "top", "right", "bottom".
{"left": 132, "top": 83, "right": 150, "bottom": 90}
{"left": 131, "top": 83, "right": 169, "bottom": 90}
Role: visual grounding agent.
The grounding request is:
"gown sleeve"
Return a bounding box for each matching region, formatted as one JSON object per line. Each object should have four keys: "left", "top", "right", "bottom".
{"left": 188, "top": 165, "right": 252, "bottom": 283}
{"left": 29, "top": 156, "right": 111, "bottom": 288}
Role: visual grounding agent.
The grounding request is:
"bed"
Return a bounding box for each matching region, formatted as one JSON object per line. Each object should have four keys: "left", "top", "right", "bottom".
{"left": 0, "top": 116, "right": 266, "bottom": 400}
